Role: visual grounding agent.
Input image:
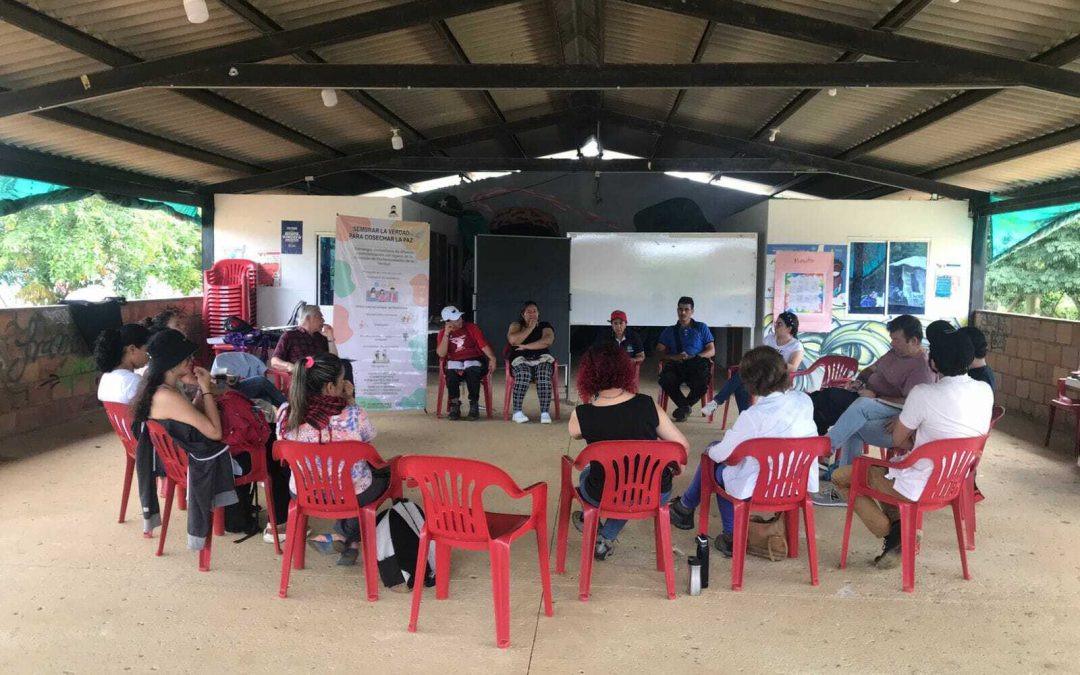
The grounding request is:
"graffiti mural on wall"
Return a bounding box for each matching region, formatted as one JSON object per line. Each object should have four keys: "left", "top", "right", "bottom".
{"left": 0, "top": 307, "right": 92, "bottom": 413}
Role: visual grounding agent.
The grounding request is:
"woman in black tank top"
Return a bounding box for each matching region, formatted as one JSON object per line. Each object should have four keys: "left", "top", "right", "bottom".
{"left": 568, "top": 344, "right": 689, "bottom": 560}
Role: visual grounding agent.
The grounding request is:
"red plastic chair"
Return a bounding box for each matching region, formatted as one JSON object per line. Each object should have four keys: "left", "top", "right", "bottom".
{"left": 698, "top": 436, "right": 830, "bottom": 591}
{"left": 145, "top": 421, "right": 216, "bottom": 571}
{"left": 269, "top": 368, "right": 292, "bottom": 395}
{"left": 961, "top": 405, "right": 1005, "bottom": 551}
{"left": 502, "top": 356, "right": 562, "bottom": 421}
{"left": 581, "top": 361, "right": 642, "bottom": 404}
{"left": 791, "top": 355, "right": 859, "bottom": 391}
{"left": 435, "top": 358, "right": 494, "bottom": 419}
{"left": 1045, "top": 378, "right": 1080, "bottom": 457}
{"left": 102, "top": 402, "right": 139, "bottom": 525}
{"left": 839, "top": 435, "right": 988, "bottom": 593}
{"left": 274, "top": 440, "right": 400, "bottom": 601}
{"left": 399, "top": 455, "right": 553, "bottom": 649}
{"left": 657, "top": 360, "right": 716, "bottom": 423}
{"left": 555, "top": 440, "right": 687, "bottom": 600}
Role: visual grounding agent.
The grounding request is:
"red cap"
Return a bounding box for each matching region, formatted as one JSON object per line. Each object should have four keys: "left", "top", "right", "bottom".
{"left": 609, "top": 310, "right": 628, "bottom": 323}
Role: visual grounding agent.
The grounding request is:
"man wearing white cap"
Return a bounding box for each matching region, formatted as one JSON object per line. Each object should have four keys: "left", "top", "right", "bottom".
{"left": 436, "top": 306, "right": 497, "bottom": 420}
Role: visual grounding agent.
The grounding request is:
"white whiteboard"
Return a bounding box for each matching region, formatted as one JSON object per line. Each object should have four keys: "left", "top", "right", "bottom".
{"left": 569, "top": 232, "right": 758, "bottom": 326}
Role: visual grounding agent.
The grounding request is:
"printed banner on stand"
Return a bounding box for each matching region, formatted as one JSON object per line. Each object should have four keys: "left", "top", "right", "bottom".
{"left": 332, "top": 215, "right": 430, "bottom": 410}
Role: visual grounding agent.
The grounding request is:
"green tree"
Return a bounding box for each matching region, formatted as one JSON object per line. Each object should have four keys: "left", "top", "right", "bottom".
{"left": 0, "top": 196, "right": 201, "bottom": 304}
{"left": 986, "top": 210, "right": 1080, "bottom": 319}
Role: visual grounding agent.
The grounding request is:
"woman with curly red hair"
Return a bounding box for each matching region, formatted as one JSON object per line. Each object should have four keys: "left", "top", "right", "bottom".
{"left": 568, "top": 343, "right": 689, "bottom": 560}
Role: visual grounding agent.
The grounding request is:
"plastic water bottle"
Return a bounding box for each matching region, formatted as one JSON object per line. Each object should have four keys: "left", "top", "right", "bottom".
{"left": 687, "top": 557, "right": 702, "bottom": 596}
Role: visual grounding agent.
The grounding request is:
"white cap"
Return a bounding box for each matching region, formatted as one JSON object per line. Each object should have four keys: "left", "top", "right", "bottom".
{"left": 441, "top": 306, "right": 463, "bottom": 321}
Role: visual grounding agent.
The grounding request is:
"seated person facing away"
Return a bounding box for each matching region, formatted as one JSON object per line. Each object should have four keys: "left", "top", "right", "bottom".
{"left": 928, "top": 322, "right": 997, "bottom": 390}
{"left": 211, "top": 350, "right": 287, "bottom": 408}
{"left": 593, "top": 310, "right": 645, "bottom": 364}
{"left": 568, "top": 344, "right": 689, "bottom": 561}
{"left": 703, "top": 311, "right": 804, "bottom": 418}
{"left": 436, "top": 305, "right": 497, "bottom": 420}
{"left": 506, "top": 300, "right": 556, "bottom": 424}
{"left": 813, "top": 314, "right": 934, "bottom": 472}
{"left": 271, "top": 304, "right": 344, "bottom": 379}
{"left": 277, "top": 353, "right": 381, "bottom": 567}
{"left": 143, "top": 307, "right": 186, "bottom": 336}
{"left": 656, "top": 296, "right": 716, "bottom": 422}
{"left": 831, "top": 328, "right": 992, "bottom": 569}
{"left": 95, "top": 323, "right": 151, "bottom": 404}
{"left": 669, "top": 347, "right": 818, "bottom": 556}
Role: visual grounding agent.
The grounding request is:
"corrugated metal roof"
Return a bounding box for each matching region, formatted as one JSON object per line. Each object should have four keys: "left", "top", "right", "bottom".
{"left": 943, "top": 140, "right": 1080, "bottom": 192}
{"left": 0, "top": 21, "right": 106, "bottom": 88}
{"left": 744, "top": 0, "right": 898, "bottom": 27}
{"left": 447, "top": 1, "right": 560, "bottom": 64}
{"left": 246, "top": 0, "right": 404, "bottom": 29}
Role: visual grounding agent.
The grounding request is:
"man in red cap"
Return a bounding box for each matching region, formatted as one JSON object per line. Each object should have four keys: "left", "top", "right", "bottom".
{"left": 593, "top": 309, "right": 645, "bottom": 363}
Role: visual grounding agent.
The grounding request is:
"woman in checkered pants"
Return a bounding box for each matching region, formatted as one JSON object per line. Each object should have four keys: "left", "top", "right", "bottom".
{"left": 506, "top": 300, "right": 556, "bottom": 424}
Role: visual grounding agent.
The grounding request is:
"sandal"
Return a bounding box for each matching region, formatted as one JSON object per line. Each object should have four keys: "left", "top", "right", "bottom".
{"left": 336, "top": 546, "right": 359, "bottom": 566}
{"left": 308, "top": 534, "right": 346, "bottom": 555}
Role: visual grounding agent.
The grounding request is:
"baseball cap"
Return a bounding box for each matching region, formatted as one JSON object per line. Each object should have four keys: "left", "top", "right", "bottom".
{"left": 441, "top": 306, "right": 464, "bottom": 321}
{"left": 609, "top": 310, "right": 627, "bottom": 323}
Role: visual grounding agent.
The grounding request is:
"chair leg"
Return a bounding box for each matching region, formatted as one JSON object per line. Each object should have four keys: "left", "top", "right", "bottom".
{"left": 156, "top": 479, "right": 175, "bottom": 557}
{"left": 657, "top": 507, "right": 676, "bottom": 599}
{"left": 534, "top": 519, "right": 554, "bottom": 617}
{"left": 961, "top": 476, "right": 976, "bottom": 552}
{"left": 730, "top": 504, "right": 750, "bottom": 591}
{"left": 360, "top": 508, "right": 380, "bottom": 601}
{"left": 435, "top": 542, "right": 452, "bottom": 599}
{"left": 579, "top": 507, "right": 600, "bottom": 601}
{"left": 119, "top": 456, "right": 135, "bottom": 524}
{"left": 1044, "top": 405, "right": 1056, "bottom": 446}
{"left": 552, "top": 367, "right": 561, "bottom": 421}
{"left": 279, "top": 506, "right": 299, "bottom": 597}
{"left": 721, "top": 399, "right": 730, "bottom": 429}
{"left": 1074, "top": 410, "right": 1080, "bottom": 458}
{"left": 503, "top": 377, "right": 512, "bottom": 421}
{"left": 839, "top": 488, "right": 856, "bottom": 569}
{"left": 555, "top": 488, "right": 573, "bottom": 574}
{"left": 899, "top": 505, "right": 917, "bottom": 593}
{"left": 784, "top": 510, "right": 799, "bottom": 559}
{"left": 213, "top": 506, "right": 225, "bottom": 537}
{"left": 485, "top": 377, "right": 494, "bottom": 419}
{"left": 408, "top": 531, "right": 430, "bottom": 634}
{"left": 951, "top": 501, "right": 971, "bottom": 581}
{"left": 177, "top": 483, "right": 187, "bottom": 511}
{"left": 489, "top": 543, "right": 512, "bottom": 649}
{"left": 199, "top": 510, "right": 215, "bottom": 572}
{"left": 654, "top": 516, "right": 664, "bottom": 571}
{"left": 803, "top": 501, "right": 820, "bottom": 586}
{"left": 263, "top": 479, "right": 281, "bottom": 556}
{"left": 436, "top": 373, "right": 446, "bottom": 419}
{"left": 292, "top": 515, "right": 308, "bottom": 570}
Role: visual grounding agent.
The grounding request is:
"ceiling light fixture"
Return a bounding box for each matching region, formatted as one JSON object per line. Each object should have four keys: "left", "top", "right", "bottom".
{"left": 391, "top": 128, "right": 404, "bottom": 151}
{"left": 768, "top": 128, "right": 779, "bottom": 142}
{"left": 183, "top": 0, "right": 209, "bottom": 24}
{"left": 320, "top": 88, "right": 338, "bottom": 107}
{"left": 828, "top": 88, "right": 838, "bottom": 97}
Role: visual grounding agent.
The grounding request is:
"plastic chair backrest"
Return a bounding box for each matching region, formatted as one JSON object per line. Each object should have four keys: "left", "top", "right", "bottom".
{"left": 207, "top": 259, "right": 257, "bottom": 286}
{"left": 399, "top": 455, "right": 519, "bottom": 543}
{"left": 145, "top": 420, "right": 190, "bottom": 484}
{"left": 905, "top": 436, "right": 987, "bottom": 505}
{"left": 574, "top": 440, "right": 687, "bottom": 514}
{"left": 725, "top": 436, "right": 831, "bottom": 507}
{"left": 274, "top": 440, "right": 381, "bottom": 514}
{"left": 817, "top": 355, "right": 859, "bottom": 386}
{"left": 103, "top": 402, "right": 137, "bottom": 459}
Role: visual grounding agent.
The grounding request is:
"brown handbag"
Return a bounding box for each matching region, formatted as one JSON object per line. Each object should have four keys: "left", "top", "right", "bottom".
{"left": 746, "top": 514, "right": 787, "bottom": 561}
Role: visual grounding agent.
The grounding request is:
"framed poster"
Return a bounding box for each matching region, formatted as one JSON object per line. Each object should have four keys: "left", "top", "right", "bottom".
{"left": 887, "top": 241, "right": 929, "bottom": 315}
{"left": 281, "top": 220, "right": 303, "bottom": 254}
{"left": 848, "top": 241, "right": 887, "bottom": 315}
{"left": 773, "top": 251, "right": 833, "bottom": 332}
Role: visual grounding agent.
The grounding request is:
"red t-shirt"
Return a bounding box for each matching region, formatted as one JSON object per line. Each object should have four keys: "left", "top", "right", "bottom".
{"left": 437, "top": 322, "right": 489, "bottom": 361}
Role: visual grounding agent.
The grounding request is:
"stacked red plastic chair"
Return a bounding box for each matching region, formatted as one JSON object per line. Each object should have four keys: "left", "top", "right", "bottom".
{"left": 203, "top": 259, "right": 258, "bottom": 351}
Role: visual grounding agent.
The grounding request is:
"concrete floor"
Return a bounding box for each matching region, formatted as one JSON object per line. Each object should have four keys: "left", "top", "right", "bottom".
{"left": 2, "top": 372, "right": 1079, "bottom": 673}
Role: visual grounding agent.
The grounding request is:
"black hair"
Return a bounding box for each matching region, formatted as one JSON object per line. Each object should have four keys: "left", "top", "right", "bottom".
{"left": 777, "top": 311, "right": 800, "bottom": 338}
{"left": 886, "top": 314, "right": 923, "bottom": 342}
{"left": 930, "top": 332, "right": 976, "bottom": 377}
{"left": 925, "top": 319, "right": 954, "bottom": 345}
{"left": 678, "top": 296, "right": 694, "bottom": 309}
{"left": 958, "top": 326, "right": 988, "bottom": 359}
{"left": 93, "top": 323, "right": 150, "bottom": 372}
{"left": 286, "top": 353, "right": 345, "bottom": 431}
{"left": 143, "top": 306, "right": 184, "bottom": 334}
{"left": 517, "top": 300, "right": 539, "bottom": 326}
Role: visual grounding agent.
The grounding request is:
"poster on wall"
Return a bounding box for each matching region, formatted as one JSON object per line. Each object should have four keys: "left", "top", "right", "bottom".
{"left": 256, "top": 251, "right": 281, "bottom": 287}
{"left": 281, "top": 220, "right": 303, "bottom": 254}
{"left": 333, "top": 215, "right": 430, "bottom": 411}
{"left": 773, "top": 251, "right": 833, "bottom": 332}
{"left": 887, "top": 241, "right": 929, "bottom": 315}
{"left": 765, "top": 244, "right": 846, "bottom": 308}
{"left": 764, "top": 244, "right": 815, "bottom": 300}
{"left": 848, "top": 241, "right": 887, "bottom": 315}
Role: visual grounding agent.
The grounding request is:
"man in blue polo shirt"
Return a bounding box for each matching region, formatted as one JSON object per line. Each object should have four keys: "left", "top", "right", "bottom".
{"left": 656, "top": 296, "right": 715, "bottom": 421}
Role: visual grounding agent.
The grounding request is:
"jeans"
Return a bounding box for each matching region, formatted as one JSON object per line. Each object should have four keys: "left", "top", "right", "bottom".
{"left": 289, "top": 468, "right": 391, "bottom": 544}
{"left": 658, "top": 356, "right": 711, "bottom": 409}
{"left": 233, "top": 376, "right": 287, "bottom": 407}
{"left": 679, "top": 463, "right": 734, "bottom": 535}
{"left": 446, "top": 365, "right": 484, "bottom": 401}
{"left": 710, "top": 370, "right": 751, "bottom": 413}
{"left": 578, "top": 465, "right": 669, "bottom": 541}
{"left": 827, "top": 397, "right": 898, "bottom": 466}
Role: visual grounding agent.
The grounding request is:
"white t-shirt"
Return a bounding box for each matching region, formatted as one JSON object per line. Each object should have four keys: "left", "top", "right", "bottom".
{"left": 764, "top": 333, "right": 803, "bottom": 366}
{"left": 97, "top": 369, "right": 142, "bottom": 404}
{"left": 890, "top": 375, "right": 993, "bottom": 500}
{"left": 706, "top": 390, "right": 820, "bottom": 499}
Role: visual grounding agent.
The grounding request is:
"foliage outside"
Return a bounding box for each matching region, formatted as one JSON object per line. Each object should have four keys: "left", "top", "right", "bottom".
{"left": 0, "top": 195, "right": 201, "bottom": 305}
{"left": 985, "top": 210, "right": 1080, "bottom": 320}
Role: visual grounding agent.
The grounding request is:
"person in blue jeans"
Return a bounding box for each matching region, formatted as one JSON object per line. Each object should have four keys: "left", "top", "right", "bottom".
{"left": 568, "top": 344, "right": 689, "bottom": 560}
{"left": 669, "top": 346, "right": 818, "bottom": 555}
{"left": 702, "top": 311, "right": 805, "bottom": 419}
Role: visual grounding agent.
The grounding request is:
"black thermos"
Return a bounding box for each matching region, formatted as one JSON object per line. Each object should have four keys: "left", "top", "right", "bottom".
{"left": 695, "top": 534, "right": 710, "bottom": 589}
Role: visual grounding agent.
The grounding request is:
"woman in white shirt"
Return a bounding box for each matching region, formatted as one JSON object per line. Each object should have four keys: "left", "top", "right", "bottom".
{"left": 670, "top": 346, "right": 818, "bottom": 556}
{"left": 95, "top": 324, "right": 151, "bottom": 404}
{"left": 702, "top": 311, "right": 804, "bottom": 418}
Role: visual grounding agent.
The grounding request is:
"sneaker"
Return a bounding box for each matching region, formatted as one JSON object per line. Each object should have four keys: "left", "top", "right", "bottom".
{"left": 467, "top": 401, "right": 480, "bottom": 421}
{"left": 811, "top": 482, "right": 847, "bottom": 507}
{"left": 448, "top": 400, "right": 461, "bottom": 421}
{"left": 672, "top": 406, "right": 690, "bottom": 422}
{"left": 512, "top": 411, "right": 529, "bottom": 424}
{"left": 668, "top": 497, "right": 695, "bottom": 530}
{"left": 594, "top": 536, "right": 616, "bottom": 561}
{"left": 713, "top": 532, "right": 733, "bottom": 558}
{"left": 540, "top": 412, "right": 552, "bottom": 424}
{"left": 701, "top": 399, "right": 719, "bottom": 417}
{"left": 572, "top": 510, "right": 585, "bottom": 533}
{"left": 263, "top": 524, "right": 309, "bottom": 544}
{"left": 874, "top": 521, "right": 902, "bottom": 569}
